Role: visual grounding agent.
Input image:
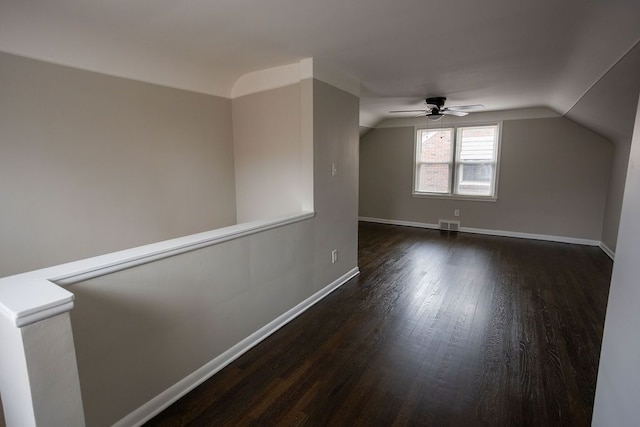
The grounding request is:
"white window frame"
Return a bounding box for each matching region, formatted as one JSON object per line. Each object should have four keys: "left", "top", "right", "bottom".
{"left": 412, "top": 122, "right": 501, "bottom": 202}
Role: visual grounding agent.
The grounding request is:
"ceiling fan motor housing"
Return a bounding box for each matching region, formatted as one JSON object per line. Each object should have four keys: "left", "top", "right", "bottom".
{"left": 426, "top": 97, "right": 446, "bottom": 110}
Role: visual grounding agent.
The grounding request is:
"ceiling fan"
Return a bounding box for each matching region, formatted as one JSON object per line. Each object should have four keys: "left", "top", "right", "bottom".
{"left": 390, "top": 97, "right": 485, "bottom": 120}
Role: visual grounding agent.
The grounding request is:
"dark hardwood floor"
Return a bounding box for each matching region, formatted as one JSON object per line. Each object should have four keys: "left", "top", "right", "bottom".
{"left": 146, "top": 222, "right": 612, "bottom": 426}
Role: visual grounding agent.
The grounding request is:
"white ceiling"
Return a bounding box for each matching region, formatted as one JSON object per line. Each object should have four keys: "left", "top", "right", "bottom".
{"left": 1, "top": 0, "right": 639, "bottom": 128}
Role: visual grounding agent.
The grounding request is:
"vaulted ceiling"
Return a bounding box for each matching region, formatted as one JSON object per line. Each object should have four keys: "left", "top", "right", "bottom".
{"left": 1, "top": 0, "right": 639, "bottom": 129}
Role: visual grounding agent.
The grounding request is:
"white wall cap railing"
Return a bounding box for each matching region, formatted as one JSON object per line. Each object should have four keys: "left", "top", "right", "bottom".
{"left": 0, "top": 211, "right": 315, "bottom": 328}
{"left": 0, "top": 277, "right": 74, "bottom": 328}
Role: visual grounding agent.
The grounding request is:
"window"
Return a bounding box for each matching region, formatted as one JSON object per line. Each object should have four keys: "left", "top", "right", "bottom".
{"left": 414, "top": 124, "right": 500, "bottom": 199}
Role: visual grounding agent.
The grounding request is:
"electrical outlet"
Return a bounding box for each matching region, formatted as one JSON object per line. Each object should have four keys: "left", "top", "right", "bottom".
{"left": 454, "top": 209, "right": 460, "bottom": 217}
{"left": 331, "top": 162, "right": 338, "bottom": 176}
{"left": 331, "top": 249, "right": 338, "bottom": 264}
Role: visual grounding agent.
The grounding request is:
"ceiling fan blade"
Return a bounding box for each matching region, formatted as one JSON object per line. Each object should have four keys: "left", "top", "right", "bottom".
{"left": 442, "top": 110, "right": 468, "bottom": 117}
{"left": 389, "top": 109, "right": 430, "bottom": 113}
{"left": 446, "top": 104, "right": 485, "bottom": 112}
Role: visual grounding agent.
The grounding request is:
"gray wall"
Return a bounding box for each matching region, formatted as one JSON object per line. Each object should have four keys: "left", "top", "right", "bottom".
{"left": 592, "top": 95, "right": 640, "bottom": 427}
{"left": 68, "top": 78, "right": 359, "bottom": 426}
{"left": 0, "top": 52, "right": 237, "bottom": 278}
{"left": 360, "top": 117, "right": 612, "bottom": 241}
{"left": 565, "top": 42, "right": 640, "bottom": 252}
{"left": 232, "top": 84, "right": 302, "bottom": 222}
{"left": 312, "top": 79, "right": 360, "bottom": 278}
{"left": 71, "top": 222, "right": 318, "bottom": 426}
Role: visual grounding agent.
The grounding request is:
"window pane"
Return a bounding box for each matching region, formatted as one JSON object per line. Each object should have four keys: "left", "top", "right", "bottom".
{"left": 461, "top": 163, "right": 492, "bottom": 182}
{"left": 458, "top": 126, "right": 496, "bottom": 161}
{"left": 416, "top": 128, "right": 453, "bottom": 194}
{"left": 419, "top": 129, "right": 453, "bottom": 162}
{"left": 455, "top": 126, "right": 498, "bottom": 197}
{"left": 417, "top": 163, "right": 451, "bottom": 193}
{"left": 455, "top": 163, "right": 493, "bottom": 196}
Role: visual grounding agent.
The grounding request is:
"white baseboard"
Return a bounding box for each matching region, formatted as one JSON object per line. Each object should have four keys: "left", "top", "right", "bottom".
{"left": 459, "top": 226, "right": 600, "bottom": 246}
{"left": 599, "top": 243, "right": 615, "bottom": 260}
{"left": 114, "top": 267, "right": 360, "bottom": 427}
{"left": 358, "top": 216, "right": 601, "bottom": 246}
{"left": 358, "top": 216, "right": 439, "bottom": 230}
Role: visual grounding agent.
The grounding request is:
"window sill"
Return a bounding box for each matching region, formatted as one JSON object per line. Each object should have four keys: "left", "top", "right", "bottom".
{"left": 412, "top": 192, "right": 497, "bottom": 202}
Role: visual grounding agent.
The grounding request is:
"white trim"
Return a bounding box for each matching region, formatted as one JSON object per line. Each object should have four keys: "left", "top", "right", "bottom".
{"left": 599, "top": 242, "right": 615, "bottom": 260}
{"left": 411, "top": 192, "right": 498, "bottom": 202}
{"left": 413, "top": 122, "right": 502, "bottom": 201}
{"left": 0, "top": 211, "right": 315, "bottom": 327}
{"left": 113, "top": 267, "right": 360, "bottom": 427}
{"left": 0, "top": 278, "right": 75, "bottom": 328}
{"left": 358, "top": 216, "right": 439, "bottom": 230}
{"left": 53, "top": 212, "right": 315, "bottom": 286}
{"left": 13, "top": 301, "right": 75, "bottom": 328}
{"left": 460, "top": 226, "right": 600, "bottom": 246}
{"left": 358, "top": 217, "right": 601, "bottom": 246}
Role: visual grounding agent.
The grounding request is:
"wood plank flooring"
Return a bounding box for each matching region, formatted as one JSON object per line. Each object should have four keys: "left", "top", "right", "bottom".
{"left": 146, "top": 222, "right": 612, "bottom": 426}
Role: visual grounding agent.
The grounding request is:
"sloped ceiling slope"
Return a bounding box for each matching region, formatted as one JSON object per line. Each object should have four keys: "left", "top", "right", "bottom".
{"left": 0, "top": 0, "right": 639, "bottom": 128}
{"left": 566, "top": 42, "right": 640, "bottom": 147}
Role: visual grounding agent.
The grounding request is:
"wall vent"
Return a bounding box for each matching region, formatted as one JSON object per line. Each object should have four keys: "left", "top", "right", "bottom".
{"left": 438, "top": 219, "right": 460, "bottom": 232}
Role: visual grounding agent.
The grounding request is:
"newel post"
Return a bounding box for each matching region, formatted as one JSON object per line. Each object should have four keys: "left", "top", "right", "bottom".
{"left": 0, "top": 278, "right": 85, "bottom": 426}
